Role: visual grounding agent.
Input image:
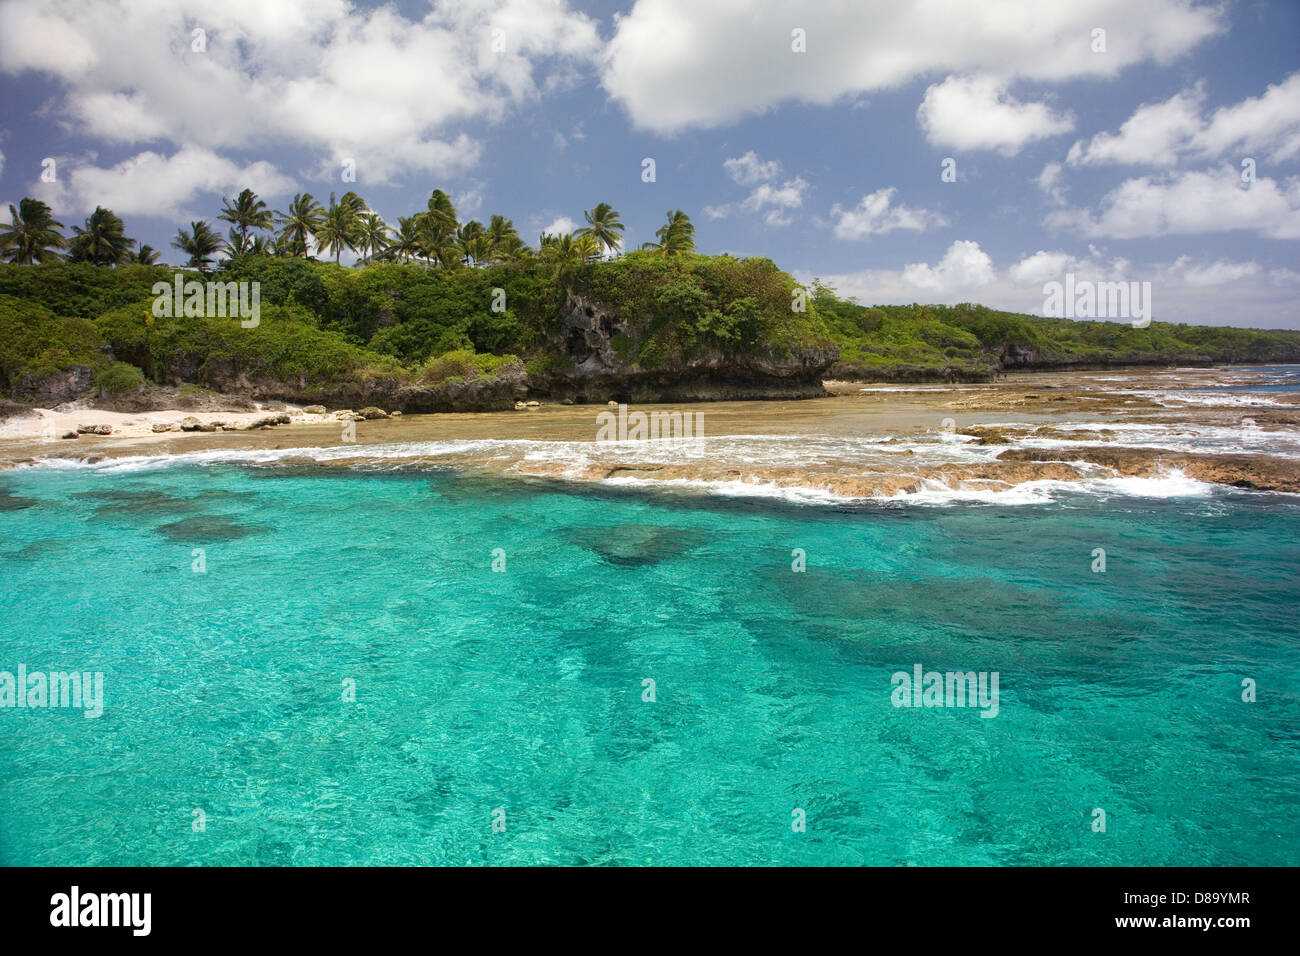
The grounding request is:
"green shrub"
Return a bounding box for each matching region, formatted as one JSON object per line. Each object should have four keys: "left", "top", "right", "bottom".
{"left": 95, "top": 361, "right": 145, "bottom": 394}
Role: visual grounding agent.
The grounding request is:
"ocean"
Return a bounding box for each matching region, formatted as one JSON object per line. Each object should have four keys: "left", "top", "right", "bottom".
{"left": 1, "top": 451, "right": 1297, "bottom": 865}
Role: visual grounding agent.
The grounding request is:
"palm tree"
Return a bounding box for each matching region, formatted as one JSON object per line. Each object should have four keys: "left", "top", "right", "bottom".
{"left": 171, "top": 220, "right": 226, "bottom": 271}
{"left": 68, "top": 206, "right": 136, "bottom": 266}
{"left": 389, "top": 216, "right": 423, "bottom": 263}
{"left": 463, "top": 235, "right": 494, "bottom": 267}
{"left": 492, "top": 234, "right": 529, "bottom": 262}
{"left": 417, "top": 189, "right": 459, "bottom": 267}
{"left": 576, "top": 202, "right": 624, "bottom": 257}
{"left": 356, "top": 212, "right": 390, "bottom": 263}
{"left": 313, "top": 193, "right": 357, "bottom": 265}
{"left": 132, "top": 244, "right": 160, "bottom": 265}
{"left": 455, "top": 220, "right": 486, "bottom": 266}
{"left": 484, "top": 214, "right": 521, "bottom": 261}
{"left": 538, "top": 232, "right": 584, "bottom": 277}
{"left": 218, "top": 188, "right": 274, "bottom": 255}
{"left": 0, "top": 198, "right": 66, "bottom": 264}
{"left": 274, "top": 192, "right": 324, "bottom": 258}
{"left": 642, "top": 210, "right": 695, "bottom": 256}
{"left": 574, "top": 233, "right": 600, "bottom": 263}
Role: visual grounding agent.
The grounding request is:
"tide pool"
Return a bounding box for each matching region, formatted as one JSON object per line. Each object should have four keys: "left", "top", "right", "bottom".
{"left": 0, "top": 463, "right": 1297, "bottom": 865}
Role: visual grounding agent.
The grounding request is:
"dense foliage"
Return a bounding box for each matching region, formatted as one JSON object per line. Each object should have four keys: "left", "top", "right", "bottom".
{"left": 1, "top": 257, "right": 1298, "bottom": 402}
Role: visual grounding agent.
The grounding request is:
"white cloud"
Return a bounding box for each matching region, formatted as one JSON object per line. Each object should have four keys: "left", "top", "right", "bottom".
{"left": 1045, "top": 165, "right": 1300, "bottom": 239}
{"left": 1067, "top": 86, "right": 1205, "bottom": 166}
{"left": 902, "top": 239, "right": 995, "bottom": 294}
{"left": 918, "top": 75, "right": 1074, "bottom": 155}
{"left": 724, "top": 151, "right": 782, "bottom": 186}
{"left": 1036, "top": 162, "right": 1067, "bottom": 205}
{"left": 1008, "top": 250, "right": 1076, "bottom": 285}
{"left": 830, "top": 188, "right": 947, "bottom": 240}
{"left": 802, "top": 247, "right": 1294, "bottom": 327}
{"left": 1170, "top": 257, "right": 1261, "bottom": 287}
{"left": 740, "top": 177, "right": 808, "bottom": 226}
{"left": 31, "top": 145, "right": 296, "bottom": 220}
{"left": 602, "top": 0, "right": 1221, "bottom": 134}
{"left": 0, "top": 146, "right": 5, "bottom": 180}
{"left": 541, "top": 215, "right": 577, "bottom": 236}
{"left": 0, "top": 0, "right": 602, "bottom": 183}
{"left": 709, "top": 153, "right": 806, "bottom": 225}
{"left": 1006, "top": 247, "right": 1134, "bottom": 286}
{"left": 1067, "top": 73, "right": 1300, "bottom": 167}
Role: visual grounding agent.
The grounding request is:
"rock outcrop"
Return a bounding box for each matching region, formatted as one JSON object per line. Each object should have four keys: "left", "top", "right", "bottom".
{"left": 525, "top": 292, "right": 838, "bottom": 404}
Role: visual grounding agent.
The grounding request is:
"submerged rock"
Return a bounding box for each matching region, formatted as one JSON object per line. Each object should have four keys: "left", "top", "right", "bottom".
{"left": 565, "top": 524, "right": 710, "bottom": 567}
{"left": 153, "top": 515, "right": 267, "bottom": 542}
{"left": 0, "top": 492, "right": 38, "bottom": 511}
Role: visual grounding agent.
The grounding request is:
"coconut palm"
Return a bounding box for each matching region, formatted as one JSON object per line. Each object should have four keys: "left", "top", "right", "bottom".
{"left": 417, "top": 189, "right": 459, "bottom": 266}
{"left": 641, "top": 210, "right": 695, "bottom": 256}
{"left": 132, "top": 244, "right": 160, "bottom": 265}
{"left": 492, "top": 234, "right": 529, "bottom": 262}
{"left": 274, "top": 192, "right": 324, "bottom": 258}
{"left": 388, "top": 216, "right": 423, "bottom": 263}
{"left": 171, "top": 220, "right": 226, "bottom": 271}
{"left": 538, "top": 232, "right": 585, "bottom": 277}
{"left": 218, "top": 188, "right": 274, "bottom": 255}
{"left": 313, "top": 193, "right": 357, "bottom": 265}
{"left": 455, "top": 220, "right": 486, "bottom": 266}
{"left": 576, "top": 202, "right": 624, "bottom": 257}
{"left": 484, "top": 214, "right": 520, "bottom": 260}
{"left": 356, "top": 212, "right": 390, "bottom": 263}
{"left": 574, "top": 232, "right": 600, "bottom": 263}
{"left": 0, "top": 198, "right": 67, "bottom": 264}
{"left": 462, "top": 235, "right": 494, "bottom": 267}
{"left": 67, "top": 206, "right": 136, "bottom": 266}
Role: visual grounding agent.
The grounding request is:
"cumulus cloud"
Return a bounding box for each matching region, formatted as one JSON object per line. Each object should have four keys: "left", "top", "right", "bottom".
{"left": 830, "top": 188, "right": 947, "bottom": 239}
{"left": 802, "top": 245, "right": 1289, "bottom": 327}
{"left": 917, "top": 75, "right": 1074, "bottom": 155}
{"left": 1068, "top": 73, "right": 1300, "bottom": 167}
{"left": 724, "top": 151, "right": 783, "bottom": 186}
{"left": 541, "top": 215, "right": 578, "bottom": 236}
{"left": 740, "top": 177, "right": 808, "bottom": 226}
{"left": 1169, "top": 257, "right": 1261, "bottom": 287}
{"left": 0, "top": 0, "right": 602, "bottom": 183}
{"left": 1045, "top": 165, "right": 1300, "bottom": 239}
{"left": 602, "top": 0, "right": 1221, "bottom": 133}
{"left": 710, "top": 152, "right": 807, "bottom": 225}
{"left": 31, "top": 144, "right": 296, "bottom": 219}
{"left": 902, "top": 240, "right": 995, "bottom": 294}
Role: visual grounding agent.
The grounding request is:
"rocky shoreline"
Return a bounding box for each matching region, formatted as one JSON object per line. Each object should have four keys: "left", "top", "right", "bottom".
{"left": 2, "top": 366, "right": 1297, "bottom": 501}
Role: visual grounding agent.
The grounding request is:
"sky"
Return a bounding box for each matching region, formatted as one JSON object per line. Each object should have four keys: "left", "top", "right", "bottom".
{"left": 0, "top": 0, "right": 1297, "bottom": 327}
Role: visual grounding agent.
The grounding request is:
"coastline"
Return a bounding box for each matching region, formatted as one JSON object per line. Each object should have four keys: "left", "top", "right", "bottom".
{"left": 4, "top": 365, "right": 1297, "bottom": 503}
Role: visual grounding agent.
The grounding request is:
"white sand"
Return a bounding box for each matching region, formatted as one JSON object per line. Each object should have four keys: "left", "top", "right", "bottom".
{"left": 0, "top": 403, "right": 336, "bottom": 440}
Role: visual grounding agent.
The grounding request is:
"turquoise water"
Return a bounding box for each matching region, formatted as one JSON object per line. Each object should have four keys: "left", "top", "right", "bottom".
{"left": 1, "top": 462, "right": 1298, "bottom": 865}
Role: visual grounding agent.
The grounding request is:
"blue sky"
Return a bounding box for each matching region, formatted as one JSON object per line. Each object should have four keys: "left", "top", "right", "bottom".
{"left": 1, "top": 0, "right": 1297, "bottom": 326}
